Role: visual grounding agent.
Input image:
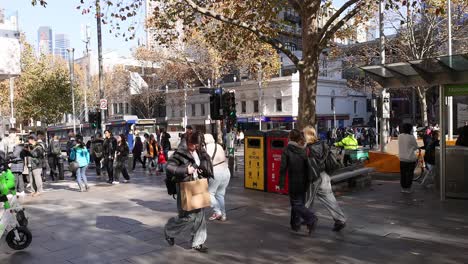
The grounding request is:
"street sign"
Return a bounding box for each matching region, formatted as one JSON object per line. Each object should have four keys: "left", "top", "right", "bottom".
{"left": 9, "top": 117, "right": 15, "bottom": 125}
{"left": 382, "top": 91, "right": 390, "bottom": 119}
{"left": 446, "top": 84, "right": 468, "bottom": 96}
{"left": 100, "top": 99, "right": 108, "bottom": 110}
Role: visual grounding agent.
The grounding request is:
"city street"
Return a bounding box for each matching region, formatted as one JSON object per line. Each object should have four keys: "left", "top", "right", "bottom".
{"left": 1, "top": 153, "right": 467, "bottom": 264}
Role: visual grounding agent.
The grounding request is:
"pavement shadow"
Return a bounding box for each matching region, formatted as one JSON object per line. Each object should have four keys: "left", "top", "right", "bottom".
{"left": 129, "top": 199, "right": 175, "bottom": 213}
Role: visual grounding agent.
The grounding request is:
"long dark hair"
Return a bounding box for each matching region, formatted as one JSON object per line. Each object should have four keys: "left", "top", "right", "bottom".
{"left": 135, "top": 136, "right": 142, "bottom": 145}
{"left": 118, "top": 134, "right": 127, "bottom": 145}
{"left": 76, "top": 134, "right": 85, "bottom": 148}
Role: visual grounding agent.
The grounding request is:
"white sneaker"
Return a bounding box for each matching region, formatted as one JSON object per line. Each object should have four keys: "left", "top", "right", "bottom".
{"left": 112, "top": 181, "right": 120, "bottom": 185}
{"left": 123, "top": 180, "right": 130, "bottom": 183}
{"left": 17, "top": 191, "right": 25, "bottom": 196}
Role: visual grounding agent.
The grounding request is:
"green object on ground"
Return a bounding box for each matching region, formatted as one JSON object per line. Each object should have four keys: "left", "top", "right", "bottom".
{"left": 0, "top": 169, "right": 16, "bottom": 209}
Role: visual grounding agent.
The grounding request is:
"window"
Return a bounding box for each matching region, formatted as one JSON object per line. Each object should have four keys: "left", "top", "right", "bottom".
{"left": 241, "top": 101, "right": 246, "bottom": 113}
{"left": 354, "top": 101, "right": 357, "bottom": 114}
{"left": 201, "top": 103, "right": 205, "bottom": 116}
{"left": 331, "top": 97, "right": 335, "bottom": 111}
{"left": 179, "top": 107, "right": 183, "bottom": 117}
{"left": 119, "top": 103, "right": 123, "bottom": 114}
{"left": 171, "top": 107, "right": 175, "bottom": 117}
{"left": 125, "top": 103, "right": 130, "bottom": 114}
{"left": 253, "top": 100, "right": 259, "bottom": 113}
{"left": 192, "top": 104, "right": 196, "bottom": 117}
{"left": 113, "top": 103, "right": 117, "bottom": 115}
{"left": 276, "top": 99, "right": 283, "bottom": 112}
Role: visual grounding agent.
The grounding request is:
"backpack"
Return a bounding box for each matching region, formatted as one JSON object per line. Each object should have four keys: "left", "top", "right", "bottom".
{"left": 93, "top": 141, "right": 104, "bottom": 158}
{"left": 321, "top": 141, "right": 343, "bottom": 175}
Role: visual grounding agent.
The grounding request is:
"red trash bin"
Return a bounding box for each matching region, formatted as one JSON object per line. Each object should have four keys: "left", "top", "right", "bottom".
{"left": 266, "top": 130, "right": 289, "bottom": 194}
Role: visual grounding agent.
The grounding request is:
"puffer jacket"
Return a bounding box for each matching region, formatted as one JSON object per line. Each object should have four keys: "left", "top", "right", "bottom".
{"left": 279, "top": 142, "right": 314, "bottom": 194}
{"left": 71, "top": 145, "right": 90, "bottom": 168}
{"left": 103, "top": 137, "right": 117, "bottom": 159}
{"left": 30, "top": 143, "right": 45, "bottom": 170}
{"left": 166, "top": 147, "right": 203, "bottom": 183}
{"left": 116, "top": 143, "right": 129, "bottom": 163}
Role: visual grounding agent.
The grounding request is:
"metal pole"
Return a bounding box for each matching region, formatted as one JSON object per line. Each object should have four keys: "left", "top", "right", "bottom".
{"left": 83, "top": 24, "right": 91, "bottom": 123}
{"left": 9, "top": 77, "right": 15, "bottom": 128}
{"left": 96, "top": 0, "right": 105, "bottom": 132}
{"left": 257, "top": 62, "right": 262, "bottom": 131}
{"left": 439, "top": 85, "right": 446, "bottom": 201}
{"left": 379, "top": 0, "right": 387, "bottom": 152}
{"left": 183, "top": 83, "right": 187, "bottom": 129}
{"left": 447, "top": 0, "right": 453, "bottom": 140}
{"left": 67, "top": 48, "right": 77, "bottom": 134}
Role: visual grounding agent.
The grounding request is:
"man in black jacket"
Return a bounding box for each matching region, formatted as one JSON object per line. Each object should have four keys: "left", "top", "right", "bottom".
{"left": 92, "top": 133, "right": 105, "bottom": 177}
{"left": 279, "top": 129, "right": 318, "bottom": 234}
{"left": 103, "top": 130, "right": 117, "bottom": 184}
{"left": 164, "top": 132, "right": 209, "bottom": 253}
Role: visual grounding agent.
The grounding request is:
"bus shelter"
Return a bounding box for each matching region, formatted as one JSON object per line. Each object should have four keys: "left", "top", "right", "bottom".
{"left": 361, "top": 53, "right": 468, "bottom": 201}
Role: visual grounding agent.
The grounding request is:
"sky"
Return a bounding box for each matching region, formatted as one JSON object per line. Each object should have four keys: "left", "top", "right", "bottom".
{"left": 0, "top": 0, "right": 145, "bottom": 58}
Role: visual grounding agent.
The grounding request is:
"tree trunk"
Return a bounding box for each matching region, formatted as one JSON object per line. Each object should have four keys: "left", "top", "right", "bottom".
{"left": 416, "top": 86, "right": 428, "bottom": 126}
{"left": 297, "top": 13, "right": 320, "bottom": 129}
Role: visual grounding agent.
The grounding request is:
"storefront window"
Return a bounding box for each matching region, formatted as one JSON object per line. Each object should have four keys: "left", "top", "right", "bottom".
{"left": 276, "top": 99, "right": 282, "bottom": 112}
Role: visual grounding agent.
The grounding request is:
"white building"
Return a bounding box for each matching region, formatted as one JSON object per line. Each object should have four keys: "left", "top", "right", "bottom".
{"left": 165, "top": 72, "right": 370, "bottom": 134}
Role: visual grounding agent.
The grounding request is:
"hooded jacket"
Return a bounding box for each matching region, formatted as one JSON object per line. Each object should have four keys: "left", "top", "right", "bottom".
{"left": 279, "top": 141, "right": 312, "bottom": 194}
{"left": 305, "top": 141, "right": 328, "bottom": 173}
{"left": 166, "top": 146, "right": 201, "bottom": 183}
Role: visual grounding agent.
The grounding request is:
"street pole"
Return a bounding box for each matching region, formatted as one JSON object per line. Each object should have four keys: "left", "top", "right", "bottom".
{"left": 96, "top": 0, "right": 105, "bottom": 132}
{"left": 447, "top": 0, "right": 453, "bottom": 140}
{"left": 183, "top": 83, "right": 188, "bottom": 129}
{"left": 83, "top": 24, "right": 91, "bottom": 123}
{"left": 9, "top": 77, "right": 15, "bottom": 128}
{"left": 67, "top": 48, "right": 77, "bottom": 135}
{"left": 379, "top": 0, "right": 387, "bottom": 152}
{"left": 257, "top": 62, "right": 263, "bottom": 131}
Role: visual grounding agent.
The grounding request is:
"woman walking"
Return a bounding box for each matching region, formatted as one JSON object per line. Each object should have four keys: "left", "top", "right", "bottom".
{"left": 132, "top": 136, "right": 145, "bottom": 170}
{"left": 114, "top": 134, "right": 131, "bottom": 183}
{"left": 204, "top": 134, "right": 230, "bottom": 221}
{"left": 303, "top": 126, "right": 346, "bottom": 232}
{"left": 398, "top": 123, "right": 419, "bottom": 193}
{"left": 279, "top": 129, "right": 317, "bottom": 234}
{"left": 70, "top": 135, "right": 90, "bottom": 192}
{"left": 147, "top": 134, "right": 158, "bottom": 174}
{"left": 164, "top": 132, "right": 210, "bottom": 253}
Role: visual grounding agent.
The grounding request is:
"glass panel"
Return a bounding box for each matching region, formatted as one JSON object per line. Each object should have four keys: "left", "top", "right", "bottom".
{"left": 248, "top": 138, "right": 261, "bottom": 148}
{"left": 438, "top": 55, "right": 468, "bottom": 71}
{"left": 271, "top": 140, "right": 285, "bottom": 149}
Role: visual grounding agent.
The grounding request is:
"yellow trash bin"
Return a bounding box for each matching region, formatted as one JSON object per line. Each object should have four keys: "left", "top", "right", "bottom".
{"left": 244, "top": 131, "right": 266, "bottom": 191}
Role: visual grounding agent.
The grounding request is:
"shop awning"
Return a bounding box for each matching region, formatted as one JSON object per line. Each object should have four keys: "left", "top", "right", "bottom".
{"left": 361, "top": 53, "right": 468, "bottom": 88}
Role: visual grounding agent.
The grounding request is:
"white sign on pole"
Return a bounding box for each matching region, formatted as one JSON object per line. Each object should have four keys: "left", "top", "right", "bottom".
{"left": 457, "top": 103, "right": 468, "bottom": 128}
{"left": 100, "top": 99, "right": 108, "bottom": 110}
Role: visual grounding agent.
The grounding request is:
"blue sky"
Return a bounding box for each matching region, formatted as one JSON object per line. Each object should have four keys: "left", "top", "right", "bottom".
{"left": 1, "top": 0, "right": 145, "bottom": 58}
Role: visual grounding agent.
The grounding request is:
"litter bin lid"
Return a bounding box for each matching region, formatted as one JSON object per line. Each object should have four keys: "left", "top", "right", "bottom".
{"left": 265, "top": 130, "right": 289, "bottom": 138}
{"left": 244, "top": 130, "right": 266, "bottom": 137}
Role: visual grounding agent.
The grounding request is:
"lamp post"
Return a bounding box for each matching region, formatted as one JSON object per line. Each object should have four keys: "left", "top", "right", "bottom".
{"left": 331, "top": 90, "right": 336, "bottom": 129}
{"left": 67, "top": 48, "right": 77, "bottom": 135}
{"left": 257, "top": 62, "right": 263, "bottom": 131}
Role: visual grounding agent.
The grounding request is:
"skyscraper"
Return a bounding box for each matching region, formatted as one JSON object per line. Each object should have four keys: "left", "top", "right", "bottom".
{"left": 54, "top": 33, "right": 70, "bottom": 60}
{"left": 38, "top": 26, "right": 52, "bottom": 55}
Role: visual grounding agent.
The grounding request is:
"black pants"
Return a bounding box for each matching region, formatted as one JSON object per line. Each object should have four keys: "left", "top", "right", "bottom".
{"left": 115, "top": 160, "right": 130, "bottom": 181}
{"left": 400, "top": 161, "right": 416, "bottom": 189}
{"left": 94, "top": 157, "right": 102, "bottom": 175}
{"left": 49, "top": 155, "right": 63, "bottom": 181}
{"left": 289, "top": 192, "right": 316, "bottom": 230}
{"left": 104, "top": 158, "right": 114, "bottom": 182}
{"left": 132, "top": 154, "right": 145, "bottom": 169}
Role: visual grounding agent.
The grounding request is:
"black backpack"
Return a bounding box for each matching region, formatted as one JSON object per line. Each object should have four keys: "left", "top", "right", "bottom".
{"left": 93, "top": 141, "right": 104, "bottom": 158}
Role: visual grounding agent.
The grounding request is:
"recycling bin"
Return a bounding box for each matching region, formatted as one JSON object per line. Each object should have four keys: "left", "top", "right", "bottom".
{"left": 265, "top": 130, "right": 289, "bottom": 194}
{"left": 244, "top": 131, "right": 266, "bottom": 191}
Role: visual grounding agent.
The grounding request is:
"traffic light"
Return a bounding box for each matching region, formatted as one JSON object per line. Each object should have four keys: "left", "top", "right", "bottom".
{"left": 210, "top": 94, "right": 223, "bottom": 120}
{"left": 88, "top": 111, "right": 101, "bottom": 129}
{"left": 223, "top": 91, "right": 236, "bottom": 121}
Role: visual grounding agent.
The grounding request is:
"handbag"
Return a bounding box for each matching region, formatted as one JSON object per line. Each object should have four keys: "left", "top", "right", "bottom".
{"left": 179, "top": 178, "right": 211, "bottom": 211}
{"left": 69, "top": 161, "right": 79, "bottom": 173}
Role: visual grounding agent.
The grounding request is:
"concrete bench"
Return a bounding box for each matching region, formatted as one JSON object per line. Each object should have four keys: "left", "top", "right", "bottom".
{"left": 331, "top": 167, "right": 376, "bottom": 183}
{"left": 330, "top": 166, "right": 376, "bottom": 192}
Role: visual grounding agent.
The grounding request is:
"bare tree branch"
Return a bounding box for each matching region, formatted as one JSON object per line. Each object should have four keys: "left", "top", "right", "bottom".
{"left": 319, "top": 0, "right": 360, "bottom": 40}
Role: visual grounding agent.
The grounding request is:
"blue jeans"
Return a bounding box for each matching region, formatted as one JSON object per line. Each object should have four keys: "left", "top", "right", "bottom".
{"left": 208, "top": 165, "right": 231, "bottom": 216}
{"left": 76, "top": 166, "right": 88, "bottom": 189}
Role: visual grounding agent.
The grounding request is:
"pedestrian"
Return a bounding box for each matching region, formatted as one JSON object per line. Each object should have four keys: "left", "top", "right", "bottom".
{"left": 455, "top": 122, "right": 468, "bottom": 147}
{"left": 91, "top": 133, "right": 105, "bottom": 178}
{"left": 103, "top": 130, "right": 117, "bottom": 184}
{"left": 303, "top": 126, "right": 347, "bottom": 232}
{"left": 36, "top": 130, "right": 48, "bottom": 182}
{"left": 70, "top": 135, "right": 90, "bottom": 192}
{"left": 398, "top": 123, "right": 419, "bottom": 193}
{"left": 142, "top": 133, "right": 150, "bottom": 169}
{"left": 86, "top": 136, "right": 95, "bottom": 164}
{"left": 205, "top": 133, "right": 230, "bottom": 222}
{"left": 26, "top": 134, "right": 44, "bottom": 197}
{"left": 114, "top": 134, "right": 131, "bottom": 184}
{"left": 239, "top": 130, "right": 244, "bottom": 146}
{"left": 279, "top": 129, "right": 318, "bottom": 234}
{"left": 66, "top": 134, "right": 77, "bottom": 180}
{"left": 164, "top": 132, "right": 210, "bottom": 253}
{"left": 421, "top": 130, "right": 439, "bottom": 187}
{"left": 160, "top": 128, "right": 171, "bottom": 160}
{"left": 157, "top": 148, "right": 167, "bottom": 174}
{"left": 147, "top": 134, "right": 158, "bottom": 173}
{"left": 48, "top": 134, "right": 63, "bottom": 181}
{"left": 132, "top": 135, "right": 145, "bottom": 170}
{"left": 178, "top": 125, "right": 193, "bottom": 149}
{"left": 334, "top": 129, "right": 358, "bottom": 166}
{"left": 11, "top": 142, "right": 26, "bottom": 196}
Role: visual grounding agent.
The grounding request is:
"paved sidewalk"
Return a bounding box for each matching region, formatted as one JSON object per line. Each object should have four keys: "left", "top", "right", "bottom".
{"left": 1, "top": 162, "right": 467, "bottom": 264}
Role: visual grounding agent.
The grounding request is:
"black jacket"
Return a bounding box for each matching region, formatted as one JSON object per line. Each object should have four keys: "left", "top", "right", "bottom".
{"left": 305, "top": 141, "right": 328, "bottom": 173}
{"left": 132, "top": 139, "right": 143, "bottom": 155}
{"left": 424, "top": 139, "right": 440, "bottom": 165}
{"left": 116, "top": 143, "right": 129, "bottom": 162}
{"left": 103, "top": 137, "right": 117, "bottom": 159}
{"left": 166, "top": 147, "right": 210, "bottom": 183}
{"left": 279, "top": 142, "right": 314, "bottom": 194}
{"left": 161, "top": 132, "right": 171, "bottom": 150}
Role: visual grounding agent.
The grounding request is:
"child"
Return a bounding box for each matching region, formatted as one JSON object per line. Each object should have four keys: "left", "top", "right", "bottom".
{"left": 157, "top": 149, "right": 167, "bottom": 174}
